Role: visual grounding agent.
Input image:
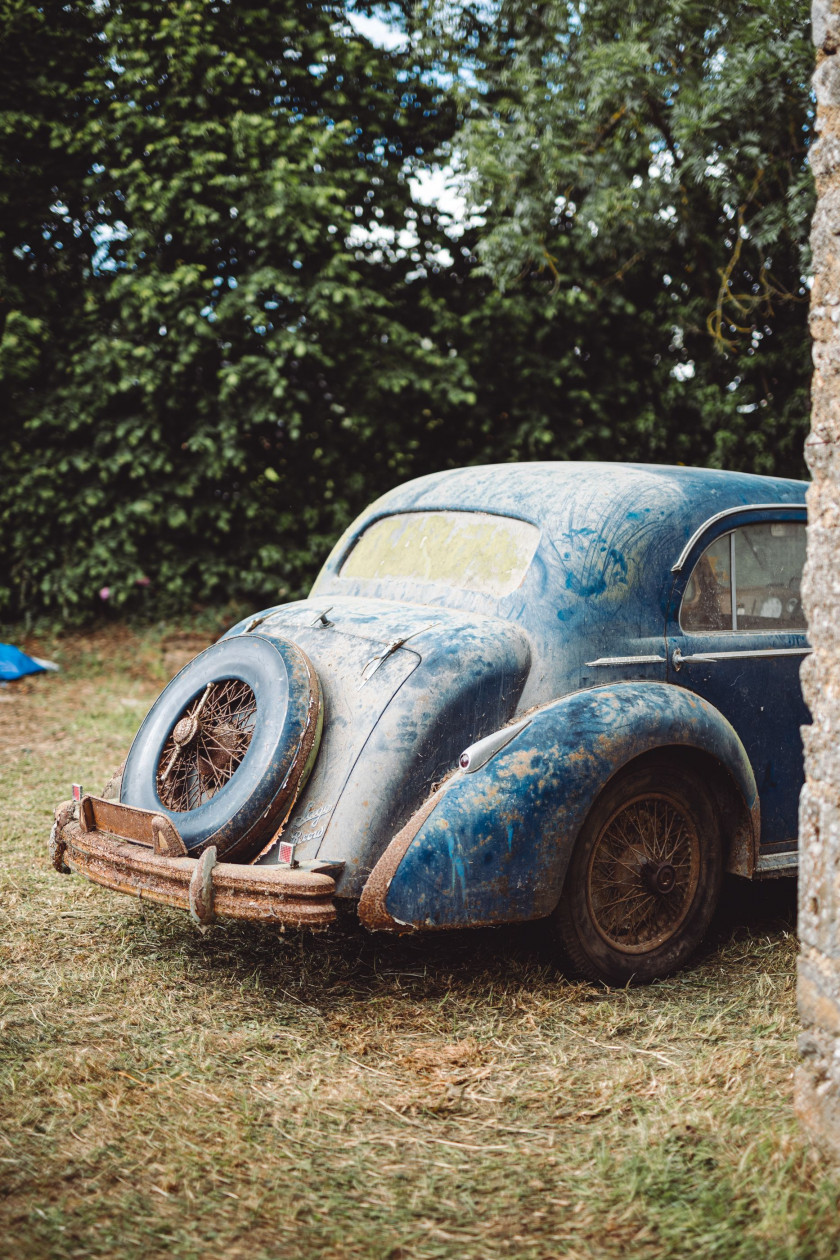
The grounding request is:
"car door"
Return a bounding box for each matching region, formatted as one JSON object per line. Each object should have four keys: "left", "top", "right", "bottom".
{"left": 666, "top": 505, "right": 809, "bottom": 872}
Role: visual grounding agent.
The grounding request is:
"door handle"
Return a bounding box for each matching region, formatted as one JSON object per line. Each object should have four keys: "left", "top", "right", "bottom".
{"left": 672, "top": 647, "right": 718, "bottom": 671}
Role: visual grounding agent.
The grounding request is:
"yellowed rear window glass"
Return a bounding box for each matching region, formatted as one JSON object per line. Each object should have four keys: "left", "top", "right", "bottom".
{"left": 340, "top": 511, "right": 540, "bottom": 597}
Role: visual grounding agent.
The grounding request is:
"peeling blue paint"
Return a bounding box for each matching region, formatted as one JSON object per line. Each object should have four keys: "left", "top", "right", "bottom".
{"left": 565, "top": 571, "right": 607, "bottom": 598}
{"left": 384, "top": 682, "right": 761, "bottom": 929}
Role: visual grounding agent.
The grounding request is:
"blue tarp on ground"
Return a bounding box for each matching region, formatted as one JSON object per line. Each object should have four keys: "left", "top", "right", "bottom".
{"left": 0, "top": 644, "right": 59, "bottom": 681}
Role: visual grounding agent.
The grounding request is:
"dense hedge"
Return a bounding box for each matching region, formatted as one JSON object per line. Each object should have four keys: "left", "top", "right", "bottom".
{"left": 0, "top": 1, "right": 814, "bottom": 625}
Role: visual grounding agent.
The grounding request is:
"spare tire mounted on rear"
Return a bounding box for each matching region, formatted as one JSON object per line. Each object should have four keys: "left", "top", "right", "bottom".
{"left": 120, "top": 634, "right": 322, "bottom": 862}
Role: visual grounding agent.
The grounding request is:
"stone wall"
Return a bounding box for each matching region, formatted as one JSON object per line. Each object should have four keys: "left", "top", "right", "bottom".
{"left": 797, "top": 0, "right": 840, "bottom": 1159}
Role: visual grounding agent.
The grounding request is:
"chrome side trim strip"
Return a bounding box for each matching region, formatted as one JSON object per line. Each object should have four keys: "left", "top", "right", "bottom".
{"left": 674, "top": 647, "right": 811, "bottom": 664}
{"left": 671, "top": 503, "right": 806, "bottom": 572}
{"left": 585, "top": 655, "right": 667, "bottom": 667}
{"left": 755, "top": 851, "right": 798, "bottom": 875}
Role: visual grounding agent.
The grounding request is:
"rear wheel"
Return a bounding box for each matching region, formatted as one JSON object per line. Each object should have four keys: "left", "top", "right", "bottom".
{"left": 553, "top": 758, "right": 722, "bottom": 984}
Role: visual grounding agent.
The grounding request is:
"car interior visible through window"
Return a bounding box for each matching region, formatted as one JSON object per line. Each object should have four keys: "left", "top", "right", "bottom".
{"left": 680, "top": 522, "right": 807, "bottom": 633}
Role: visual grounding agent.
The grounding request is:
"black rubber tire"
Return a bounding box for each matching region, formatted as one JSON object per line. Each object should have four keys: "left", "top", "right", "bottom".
{"left": 552, "top": 758, "right": 722, "bottom": 985}
{"left": 120, "top": 634, "right": 322, "bottom": 861}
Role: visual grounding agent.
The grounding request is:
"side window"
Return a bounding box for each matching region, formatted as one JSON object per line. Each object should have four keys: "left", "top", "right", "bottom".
{"left": 681, "top": 535, "right": 732, "bottom": 631}
{"left": 681, "top": 521, "right": 806, "bottom": 633}
{"left": 734, "top": 522, "right": 806, "bottom": 630}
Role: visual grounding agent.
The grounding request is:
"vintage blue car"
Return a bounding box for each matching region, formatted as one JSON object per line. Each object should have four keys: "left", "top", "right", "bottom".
{"left": 51, "top": 462, "right": 809, "bottom": 983}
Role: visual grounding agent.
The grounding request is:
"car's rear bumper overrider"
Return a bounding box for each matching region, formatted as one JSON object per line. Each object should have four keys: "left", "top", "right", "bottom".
{"left": 50, "top": 802, "right": 336, "bottom": 928}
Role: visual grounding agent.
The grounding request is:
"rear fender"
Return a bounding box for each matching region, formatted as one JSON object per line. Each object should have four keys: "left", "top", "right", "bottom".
{"left": 358, "top": 682, "right": 759, "bottom": 931}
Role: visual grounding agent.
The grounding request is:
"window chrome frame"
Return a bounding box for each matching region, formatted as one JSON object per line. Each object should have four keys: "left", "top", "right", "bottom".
{"left": 671, "top": 503, "right": 805, "bottom": 574}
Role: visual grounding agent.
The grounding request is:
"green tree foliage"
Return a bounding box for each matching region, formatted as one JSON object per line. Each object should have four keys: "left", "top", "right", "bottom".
{"left": 1, "top": 0, "right": 474, "bottom": 621}
{"left": 0, "top": 0, "right": 101, "bottom": 614}
{"left": 0, "top": 0, "right": 97, "bottom": 329}
{"left": 0, "top": 1, "right": 817, "bottom": 625}
{"left": 432, "top": 0, "right": 815, "bottom": 472}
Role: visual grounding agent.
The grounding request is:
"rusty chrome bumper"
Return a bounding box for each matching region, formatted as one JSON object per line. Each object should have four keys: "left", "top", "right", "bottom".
{"left": 50, "top": 800, "right": 336, "bottom": 928}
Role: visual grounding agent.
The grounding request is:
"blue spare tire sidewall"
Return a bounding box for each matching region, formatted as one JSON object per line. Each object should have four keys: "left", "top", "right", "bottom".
{"left": 120, "top": 635, "right": 318, "bottom": 858}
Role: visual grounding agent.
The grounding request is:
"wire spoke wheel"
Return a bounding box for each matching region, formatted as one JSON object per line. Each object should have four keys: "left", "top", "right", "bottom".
{"left": 553, "top": 758, "right": 722, "bottom": 984}
{"left": 586, "top": 793, "right": 701, "bottom": 954}
{"left": 122, "top": 635, "right": 322, "bottom": 860}
{"left": 156, "top": 679, "right": 257, "bottom": 812}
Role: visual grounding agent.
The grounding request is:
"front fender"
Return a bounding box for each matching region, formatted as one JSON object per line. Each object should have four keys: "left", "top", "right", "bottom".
{"left": 358, "top": 682, "right": 759, "bottom": 931}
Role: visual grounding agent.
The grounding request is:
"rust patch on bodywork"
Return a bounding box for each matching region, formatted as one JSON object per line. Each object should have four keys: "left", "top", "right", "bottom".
{"left": 724, "top": 791, "right": 761, "bottom": 877}
{"left": 369, "top": 683, "right": 762, "bottom": 933}
{"left": 358, "top": 785, "right": 446, "bottom": 931}
{"left": 49, "top": 800, "right": 76, "bottom": 873}
{"left": 54, "top": 810, "right": 336, "bottom": 928}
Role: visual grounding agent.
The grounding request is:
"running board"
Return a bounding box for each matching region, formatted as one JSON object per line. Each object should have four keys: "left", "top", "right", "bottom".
{"left": 755, "top": 850, "right": 798, "bottom": 877}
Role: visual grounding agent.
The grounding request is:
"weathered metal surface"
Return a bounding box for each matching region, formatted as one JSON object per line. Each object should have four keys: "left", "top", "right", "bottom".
{"left": 360, "top": 682, "right": 760, "bottom": 932}
{"left": 665, "top": 504, "right": 810, "bottom": 851}
{"left": 79, "top": 795, "right": 168, "bottom": 849}
{"left": 49, "top": 800, "right": 75, "bottom": 873}
{"left": 151, "top": 815, "right": 186, "bottom": 857}
{"left": 225, "top": 601, "right": 531, "bottom": 896}
{"left": 233, "top": 619, "right": 421, "bottom": 878}
{"left": 77, "top": 795, "right": 188, "bottom": 856}
{"left": 55, "top": 812, "right": 336, "bottom": 926}
{"left": 311, "top": 463, "right": 807, "bottom": 714}
{"left": 358, "top": 620, "right": 439, "bottom": 686}
{"left": 671, "top": 502, "right": 806, "bottom": 572}
{"left": 357, "top": 784, "right": 447, "bottom": 931}
{"left": 189, "top": 846, "right": 218, "bottom": 925}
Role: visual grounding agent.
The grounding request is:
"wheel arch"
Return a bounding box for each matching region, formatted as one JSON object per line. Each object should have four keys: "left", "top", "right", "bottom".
{"left": 590, "top": 744, "right": 758, "bottom": 881}
{"left": 359, "top": 682, "right": 759, "bottom": 932}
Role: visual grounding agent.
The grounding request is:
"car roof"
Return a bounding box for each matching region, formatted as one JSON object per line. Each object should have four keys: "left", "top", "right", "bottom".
{"left": 319, "top": 462, "right": 808, "bottom": 628}
{"left": 370, "top": 462, "right": 807, "bottom": 532}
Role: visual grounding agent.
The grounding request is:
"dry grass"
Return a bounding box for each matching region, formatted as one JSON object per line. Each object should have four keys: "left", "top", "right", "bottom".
{"left": 1, "top": 625, "right": 838, "bottom": 1260}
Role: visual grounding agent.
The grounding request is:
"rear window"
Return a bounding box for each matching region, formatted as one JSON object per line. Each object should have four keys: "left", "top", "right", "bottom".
{"left": 339, "top": 511, "right": 540, "bottom": 597}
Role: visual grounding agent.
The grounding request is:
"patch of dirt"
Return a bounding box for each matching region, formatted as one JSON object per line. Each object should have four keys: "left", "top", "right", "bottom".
{"left": 159, "top": 631, "right": 214, "bottom": 675}
{"left": 0, "top": 675, "right": 55, "bottom": 757}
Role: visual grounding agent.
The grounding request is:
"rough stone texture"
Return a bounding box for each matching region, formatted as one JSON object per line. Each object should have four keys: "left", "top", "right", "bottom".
{"left": 797, "top": 0, "right": 840, "bottom": 1160}
{"left": 814, "top": 0, "right": 840, "bottom": 54}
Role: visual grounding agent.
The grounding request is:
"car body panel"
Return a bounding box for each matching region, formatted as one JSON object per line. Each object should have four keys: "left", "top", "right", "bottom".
{"left": 235, "top": 464, "right": 806, "bottom": 903}
{"left": 664, "top": 504, "right": 809, "bottom": 855}
{"left": 363, "top": 682, "right": 759, "bottom": 931}
{"left": 312, "top": 462, "right": 806, "bottom": 712}
{"left": 224, "top": 598, "right": 532, "bottom": 894}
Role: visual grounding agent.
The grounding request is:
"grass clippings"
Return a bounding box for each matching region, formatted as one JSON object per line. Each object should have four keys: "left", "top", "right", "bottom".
{"left": 1, "top": 625, "right": 838, "bottom": 1260}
